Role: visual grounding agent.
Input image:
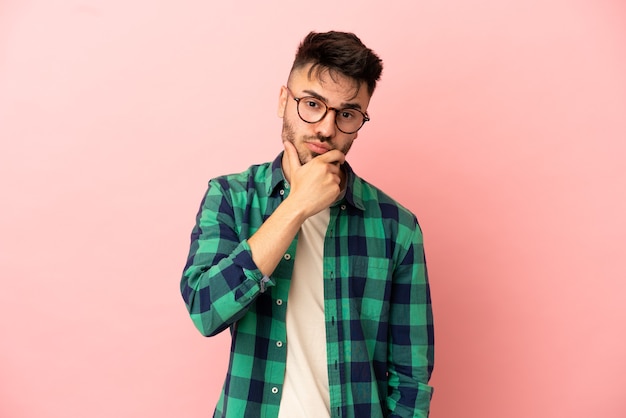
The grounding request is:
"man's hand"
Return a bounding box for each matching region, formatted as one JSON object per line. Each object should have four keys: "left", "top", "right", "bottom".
{"left": 283, "top": 140, "right": 345, "bottom": 218}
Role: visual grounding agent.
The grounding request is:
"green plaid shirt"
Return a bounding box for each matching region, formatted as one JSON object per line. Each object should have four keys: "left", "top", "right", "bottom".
{"left": 181, "top": 153, "right": 434, "bottom": 418}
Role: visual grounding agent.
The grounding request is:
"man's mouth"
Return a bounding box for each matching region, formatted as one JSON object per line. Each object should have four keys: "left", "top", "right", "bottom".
{"left": 306, "top": 141, "right": 331, "bottom": 155}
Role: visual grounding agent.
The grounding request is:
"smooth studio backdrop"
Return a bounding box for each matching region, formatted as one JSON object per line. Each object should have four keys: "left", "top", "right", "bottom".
{"left": 1, "top": 1, "right": 625, "bottom": 417}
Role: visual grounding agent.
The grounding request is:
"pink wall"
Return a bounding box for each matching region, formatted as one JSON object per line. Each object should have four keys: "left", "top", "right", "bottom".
{"left": 1, "top": 1, "right": 625, "bottom": 417}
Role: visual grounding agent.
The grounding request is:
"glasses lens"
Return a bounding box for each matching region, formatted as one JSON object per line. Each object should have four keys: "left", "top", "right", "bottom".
{"left": 335, "top": 109, "right": 365, "bottom": 134}
{"left": 297, "top": 97, "right": 327, "bottom": 123}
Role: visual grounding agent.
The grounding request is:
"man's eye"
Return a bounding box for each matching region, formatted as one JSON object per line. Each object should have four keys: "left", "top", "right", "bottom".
{"left": 305, "top": 100, "right": 321, "bottom": 109}
{"left": 340, "top": 110, "right": 357, "bottom": 120}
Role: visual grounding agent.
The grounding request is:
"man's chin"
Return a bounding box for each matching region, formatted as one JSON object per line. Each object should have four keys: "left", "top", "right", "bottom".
{"left": 297, "top": 151, "right": 316, "bottom": 165}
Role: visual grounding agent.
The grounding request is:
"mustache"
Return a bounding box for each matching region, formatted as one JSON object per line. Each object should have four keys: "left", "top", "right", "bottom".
{"left": 306, "top": 133, "right": 332, "bottom": 142}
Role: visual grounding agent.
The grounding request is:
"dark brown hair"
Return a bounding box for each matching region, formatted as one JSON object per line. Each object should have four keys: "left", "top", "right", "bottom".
{"left": 290, "top": 31, "right": 383, "bottom": 96}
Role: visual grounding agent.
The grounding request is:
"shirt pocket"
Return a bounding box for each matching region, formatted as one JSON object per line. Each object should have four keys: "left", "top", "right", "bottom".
{"left": 349, "top": 256, "right": 392, "bottom": 320}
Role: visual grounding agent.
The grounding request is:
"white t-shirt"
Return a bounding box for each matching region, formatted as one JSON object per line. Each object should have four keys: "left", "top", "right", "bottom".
{"left": 278, "top": 207, "right": 331, "bottom": 418}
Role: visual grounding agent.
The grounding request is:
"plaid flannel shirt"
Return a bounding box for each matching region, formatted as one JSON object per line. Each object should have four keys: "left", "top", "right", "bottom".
{"left": 181, "top": 153, "right": 434, "bottom": 418}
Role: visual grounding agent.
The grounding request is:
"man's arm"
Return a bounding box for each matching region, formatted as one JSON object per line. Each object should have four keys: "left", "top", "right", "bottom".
{"left": 180, "top": 177, "right": 265, "bottom": 337}
{"left": 386, "top": 220, "right": 434, "bottom": 417}
{"left": 180, "top": 141, "right": 346, "bottom": 336}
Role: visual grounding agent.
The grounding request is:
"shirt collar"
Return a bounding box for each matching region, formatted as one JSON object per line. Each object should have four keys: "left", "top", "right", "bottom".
{"left": 266, "top": 152, "right": 365, "bottom": 211}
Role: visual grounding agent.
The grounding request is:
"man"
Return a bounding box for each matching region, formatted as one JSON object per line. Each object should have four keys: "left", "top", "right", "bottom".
{"left": 181, "top": 31, "right": 434, "bottom": 418}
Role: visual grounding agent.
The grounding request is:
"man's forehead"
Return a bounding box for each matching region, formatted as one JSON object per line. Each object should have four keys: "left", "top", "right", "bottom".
{"left": 290, "top": 64, "right": 368, "bottom": 102}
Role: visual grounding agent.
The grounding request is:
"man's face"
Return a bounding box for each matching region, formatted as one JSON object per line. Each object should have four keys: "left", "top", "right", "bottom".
{"left": 277, "top": 64, "right": 372, "bottom": 165}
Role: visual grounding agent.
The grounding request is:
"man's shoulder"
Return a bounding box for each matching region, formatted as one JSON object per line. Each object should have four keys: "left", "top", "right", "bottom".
{"left": 209, "top": 159, "right": 276, "bottom": 192}
{"left": 352, "top": 174, "right": 417, "bottom": 222}
{"left": 213, "top": 160, "right": 271, "bottom": 181}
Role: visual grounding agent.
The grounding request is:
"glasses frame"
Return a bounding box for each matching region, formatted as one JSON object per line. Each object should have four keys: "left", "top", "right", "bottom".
{"left": 286, "top": 87, "right": 370, "bottom": 134}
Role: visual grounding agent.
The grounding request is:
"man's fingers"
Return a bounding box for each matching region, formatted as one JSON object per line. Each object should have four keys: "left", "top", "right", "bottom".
{"left": 284, "top": 141, "right": 345, "bottom": 172}
{"left": 317, "top": 149, "right": 346, "bottom": 166}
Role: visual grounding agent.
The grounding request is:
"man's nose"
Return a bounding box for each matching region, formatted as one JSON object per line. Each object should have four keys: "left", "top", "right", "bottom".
{"left": 315, "top": 109, "right": 337, "bottom": 138}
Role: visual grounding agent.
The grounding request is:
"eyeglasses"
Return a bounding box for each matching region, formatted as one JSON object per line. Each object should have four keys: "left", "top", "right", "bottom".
{"left": 286, "top": 87, "right": 370, "bottom": 134}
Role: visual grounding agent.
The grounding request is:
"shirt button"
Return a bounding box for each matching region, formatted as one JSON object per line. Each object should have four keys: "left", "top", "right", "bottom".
{"left": 340, "top": 204, "right": 347, "bottom": 210}
{"left": 276, "top": 299, "right": 283, "bottom": 305}
{"left": 271, "top": 387, "right": 279, "bottom": 394}
{"left": 284, "top": 253, "right": 291, "bottom": 260}
{"left": 276, "top": 341, "right": 283, "bottom": 347}
{"left": 279, "top": 189, "right": 285, "bottom": 196}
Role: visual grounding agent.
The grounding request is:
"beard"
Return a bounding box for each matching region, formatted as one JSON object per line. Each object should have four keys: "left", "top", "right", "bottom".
{"left": 281, "top": 118, "right": 353, "bottom": 165}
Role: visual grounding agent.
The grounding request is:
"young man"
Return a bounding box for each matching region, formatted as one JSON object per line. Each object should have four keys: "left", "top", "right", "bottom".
{"left": 181, "top": 31, "right": 434, "bottom": 418}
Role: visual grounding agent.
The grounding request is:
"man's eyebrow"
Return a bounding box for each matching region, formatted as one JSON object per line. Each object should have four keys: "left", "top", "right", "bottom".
{"left": 302, "top": 89, "right": 363, "bottom": 110}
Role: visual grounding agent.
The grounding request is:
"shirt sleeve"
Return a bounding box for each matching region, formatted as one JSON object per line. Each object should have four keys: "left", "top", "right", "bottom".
{"left": 180, "top": 179, "right": 274, "bottom": 337}
{"left": 386, "top": 218, "right": 434, "bottom": 417}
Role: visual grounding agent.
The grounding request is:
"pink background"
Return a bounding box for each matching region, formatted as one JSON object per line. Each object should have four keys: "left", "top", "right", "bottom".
{"left": 1, "top": 1, "right": 625, "bottom": 417}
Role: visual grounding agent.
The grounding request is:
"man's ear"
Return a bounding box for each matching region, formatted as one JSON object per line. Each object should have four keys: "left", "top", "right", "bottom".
{"left": 277, "top": 86, "right": 288, "bottom": 118}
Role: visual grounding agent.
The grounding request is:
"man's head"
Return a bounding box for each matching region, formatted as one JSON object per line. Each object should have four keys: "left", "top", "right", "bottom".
{"left": 278, "top": 31, "right": 384, "bottom": 166}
